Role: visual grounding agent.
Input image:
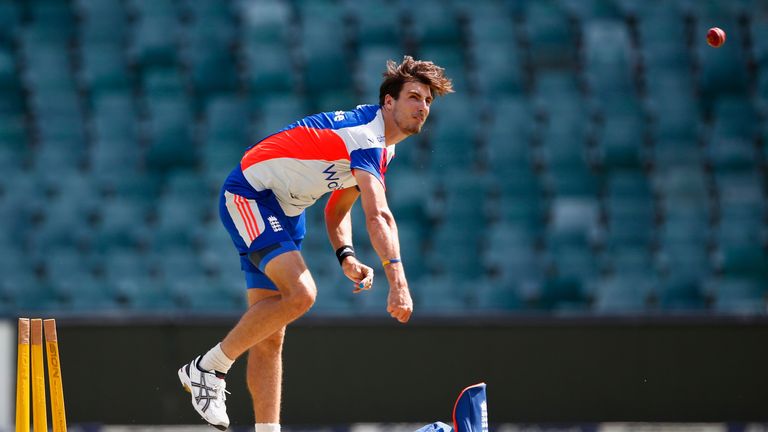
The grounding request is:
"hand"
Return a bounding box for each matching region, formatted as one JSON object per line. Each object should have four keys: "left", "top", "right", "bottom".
{"left": 387, "top": 286, "right": 413, "bottom": 323}
{"left": 341, "top": 257, "right": 374, "bottom": 293}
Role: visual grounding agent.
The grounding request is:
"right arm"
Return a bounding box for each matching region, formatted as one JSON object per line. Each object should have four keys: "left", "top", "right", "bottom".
{"left": 354, "top": 169, "right": 412, "bottom": 323}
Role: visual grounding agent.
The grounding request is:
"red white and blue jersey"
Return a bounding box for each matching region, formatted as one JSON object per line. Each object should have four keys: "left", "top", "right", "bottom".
{"left": 224, "top": 104, "right": 394, "bottom": 217}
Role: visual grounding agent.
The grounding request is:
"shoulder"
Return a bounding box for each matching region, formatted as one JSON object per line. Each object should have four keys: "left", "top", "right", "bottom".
{"left": 291, "top": 105, "right": 382, "bottom": 131}
{"left": 334, "top": 104, "right": 382, "bottom": 129}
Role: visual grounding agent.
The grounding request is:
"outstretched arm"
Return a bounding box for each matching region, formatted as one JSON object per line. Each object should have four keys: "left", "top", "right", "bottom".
{"left": 354, "top": 170, "right": 413, "bottom": 323}
{"left": 325, "top": 187, "right": 373, "bottom": 293}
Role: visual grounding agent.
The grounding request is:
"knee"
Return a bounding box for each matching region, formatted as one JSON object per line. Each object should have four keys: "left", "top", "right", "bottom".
{"left": 250, "top": 328, "right": 285, "bottom": 356}
{"left": 284, "top": 285, "right": 316, "bottom": 315}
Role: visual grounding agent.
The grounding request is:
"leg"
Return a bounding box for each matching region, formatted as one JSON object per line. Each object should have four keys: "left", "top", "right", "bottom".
{"left": 220, "top": 250, "right": 316, "bottom": 361}
{"left": 246, "top": 288, "right": 285, "bottom": 423}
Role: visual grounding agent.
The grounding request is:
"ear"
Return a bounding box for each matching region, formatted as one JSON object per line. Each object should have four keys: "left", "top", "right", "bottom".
{"left": 383, "top": 94, "right": 394, "bottom": 110}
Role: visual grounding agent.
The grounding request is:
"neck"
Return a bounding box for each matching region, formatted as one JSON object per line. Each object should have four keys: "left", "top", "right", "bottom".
{"left": 381, "top": 105, "right": 408, "bottom": 146}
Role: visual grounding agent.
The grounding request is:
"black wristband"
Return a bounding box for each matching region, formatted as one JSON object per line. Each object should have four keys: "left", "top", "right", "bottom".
{"left": 335, "top": 245, "right": 355, "bottom": 265}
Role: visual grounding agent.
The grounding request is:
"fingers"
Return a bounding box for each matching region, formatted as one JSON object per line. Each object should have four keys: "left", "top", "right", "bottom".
{"left": 386, "top": 304, "right": 412, "bottom": 323}
{"left": 352, "top": 266, "right": 374, "bottom": 294}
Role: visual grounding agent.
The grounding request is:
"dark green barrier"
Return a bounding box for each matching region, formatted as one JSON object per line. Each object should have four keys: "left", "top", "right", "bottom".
{"left": 52, "top": 315, "right": 768, "bottom": 426}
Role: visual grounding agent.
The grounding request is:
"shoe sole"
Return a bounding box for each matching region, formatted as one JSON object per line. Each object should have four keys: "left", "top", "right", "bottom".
{"left": 178, "top": 365, "right": 228, "bottom": 431}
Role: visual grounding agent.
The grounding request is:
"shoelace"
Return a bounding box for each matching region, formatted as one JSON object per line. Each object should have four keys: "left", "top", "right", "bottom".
{"left": 213, "top": 383, "right": 230, "bottom": 404}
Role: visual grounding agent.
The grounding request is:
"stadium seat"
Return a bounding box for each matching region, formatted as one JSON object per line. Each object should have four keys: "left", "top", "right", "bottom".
{"left": 483, "top": 96, "right": 536, "bottom": 170}
{"left": 657, "top": 276, "right": 707, "bottom": 311}
{"left": 582, "top": 20, "right": 636, "bottom": 101}
{"left": 474, "top": 280, "right": 524, "bottom": 311}
{"left": 79, "top": 43, "right": 131, "bottom": 94}
{"left": 129, "top": 12, "right": 180, "bottom": 68}
{"left": 417, "top": 275, "right": 473, "bottom": 313}
{"left": 464, "top": 3, "right": 516, "bottom": 43}
{"left": 710, "top": 278, "right": 766, "bottom": 314}
{"left": 144, "top": 95, "right": 197, "bottom": 172}
{"left": 356, "top": 45, "right": 403, "bottom": 103}
{"left": 593, "top": 275, "right": 654, "bottom": 313}
{"left": 657, "top": 243, "right": 714, "bottom": 282}
{"left": 402, "top": 0, "right": 462, "bottom": 47}
{"left": 345, "top": 0, "right": 403, "bottom": 48}
{"left": 494, "top": 176, "right": 547, "bottom": 233}
{"left": 93, "top": 198, "right": 151, "bottom": 251}
{"left": 244, "top": 44, "right": 296, "bottom": 98}
{"left": 237, "top": 0, "right": 291, "bottom": 46}
{"left": 45, "top": 249, "right": 119, "bottom": 310}
{"left": 546, "top": 197, "right": 600, "bottom": 248}
{"left": 297, "top": 1, "right": 350, "bottom": 97}
{"left": 181, "top": 18, "right": 239, "bottom": 103}
{"left": 595, "top": 115, "right": 647, "bottom": 170}
{"left": 471, "top": 39, "right": 525, "bottom": 96}
{"left": 0, "top": 2, "right": 20, "bottom": 45}
{"left": 426, "top": 96, "right": 479, "bottom": 171}
{"left": 427, "top": 220, "right": 485, "bottom": 280}
{"left": 386, "top": 170, "right": 431, "bottom": 225}
{"left": 694, "top": 19, "right": 749, "bottom": 99}
{"left": 522, "top": 0, "right": 577, "bottom": 68}
{"left": 77, "top": 0, "right": 128, "bottom": 48}
{"left": 536, "top": 276, "right": 592, "bottom": 312}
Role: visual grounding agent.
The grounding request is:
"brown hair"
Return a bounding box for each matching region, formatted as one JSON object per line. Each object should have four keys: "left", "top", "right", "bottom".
{"left": 379, "top": 55, "right": 454, "bottom": 105}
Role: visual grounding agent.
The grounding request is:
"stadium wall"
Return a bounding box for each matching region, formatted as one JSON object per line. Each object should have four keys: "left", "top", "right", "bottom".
{"left": 3, "top": 316, "right": 768, "bottom": 427}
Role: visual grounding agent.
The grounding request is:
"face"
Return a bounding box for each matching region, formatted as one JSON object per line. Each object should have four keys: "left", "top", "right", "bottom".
{"left": 386, "top": 81, "right": 433, "bottom": 135}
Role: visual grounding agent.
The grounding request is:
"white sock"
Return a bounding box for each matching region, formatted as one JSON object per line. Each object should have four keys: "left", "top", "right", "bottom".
{"left": 254, "top": 423, "right": 280, "bottom": 432}
{"left": 199, "top": 343, "right": 234, "bottom": 375}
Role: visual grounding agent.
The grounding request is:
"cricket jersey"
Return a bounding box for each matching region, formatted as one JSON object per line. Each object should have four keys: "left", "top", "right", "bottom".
{"left": 223, "top": 104, "right": 394, "bottom": 217}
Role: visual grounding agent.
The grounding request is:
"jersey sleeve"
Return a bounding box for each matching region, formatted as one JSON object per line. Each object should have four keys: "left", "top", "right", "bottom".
{"left": 350, "top": 147, "right": 387, "bottom": 185}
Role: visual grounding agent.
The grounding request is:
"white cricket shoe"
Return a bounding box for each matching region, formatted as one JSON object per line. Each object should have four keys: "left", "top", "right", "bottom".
{"left": 178, "top": 356, "right": 230, "bottom": 431}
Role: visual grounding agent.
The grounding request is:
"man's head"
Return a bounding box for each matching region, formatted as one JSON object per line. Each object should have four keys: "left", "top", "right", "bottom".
{"left": 379, "top": 56, "right": 454, "bottom": 135}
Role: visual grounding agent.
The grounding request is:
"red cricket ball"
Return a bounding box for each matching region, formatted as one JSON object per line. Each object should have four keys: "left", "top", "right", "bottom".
{"left": 707, "top": 27, "right": 726, "bottom": 48}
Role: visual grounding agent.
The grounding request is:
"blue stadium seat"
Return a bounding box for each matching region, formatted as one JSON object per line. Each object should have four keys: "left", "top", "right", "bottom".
{"left": 76, "top": 0, "right": 128, "bottom": 45}
{"left": 695, "top": 20, "right": 749, "bottom": 99}
{"left": 181, "top": 18, "right": 239, "bottom": 102}
{"left": 710, "top": 278, "right": 766, "bottom": 314}
{"left": 471, "top": 39, "right": 525, "bottom": 96}
{"left": 255, "top": 95, "right": 309, "bottom": 140}
{"left": 536, "top": 276, "right": 592, "bottom": 312}
{"left": 483, "top": 96, "right": 536, "bottom": 170}
{"left": 546, "top": 197, "right": 600, "bottom": 249}
{"left": 297, "top": 1, "right": 350, "bottom": 97}
{"left": 93, "top": 198, "right": 151, "bottom": 251}
{"left": 427, "top": 220, "right": 485, "bottom": 280}
{"left": 128, "top": 0, "right": 180, "bottom": 68}
{"left": 345, "top": 0, "right": 403, "bottom": 48}
{"left": 593, "top": 275, "right": 654, "bottom": 314}
{"left": 244, "top": 44, "right": 296, "bottom": 98}
{"left": 464, "top": 3, "right": 516, "bottom": 43}
{"left": 0, "top": 2, "right": 20, "bottom": 45}
{"left": 595, "top": 115, "right": 647, "bottom": 170}
{"left": 522, "top": 0, "right": 577, "bottom": 68}
{"left": 658, "top": 276, "right": 707, "bottom": 311}
{"left": 582, "top": 20, "right": 636, "bottom": 101}
{"left": 417, "top": 275, "right": 472, "bottom": 313}
{"left": 645, "top": 70, "right": 700, "bottom": 137}
{"left": 45, "top": 249, "right": 119, "bottom": 310}
{"left": 386, "top": 170, "right": 432, "bottom": 225}
{"left": 475, "top": 279, "right": 525, "bottom": 312}
{"left": 237, "top": 0, "right": 292, "bottom": 46}
{"left": 79, "top": 43, "right": 131, "bottom": 94}
{"left": 144, "top": 95, "right": 197, "bottom": 171}
{"left": 402, "top": 0, "right": 462, "bottom": 47}
{"left": 426, "top": 95, "right": 479, "bottom": 171}
{"left": 356, "top": 45, "right": 402, "bottom": 103}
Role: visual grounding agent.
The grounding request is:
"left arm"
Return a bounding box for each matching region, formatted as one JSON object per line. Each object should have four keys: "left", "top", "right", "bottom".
{"left": 325, "top": 186, "right": 360, "bottom": 251}
{"left": 325, "top": 187, "right": 374, "bottom": 293}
